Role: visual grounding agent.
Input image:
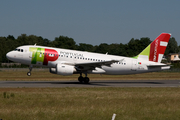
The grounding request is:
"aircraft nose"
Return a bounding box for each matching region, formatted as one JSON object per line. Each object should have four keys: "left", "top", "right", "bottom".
{"left": 6, "top": 51, "right": 13, "bottom": 61}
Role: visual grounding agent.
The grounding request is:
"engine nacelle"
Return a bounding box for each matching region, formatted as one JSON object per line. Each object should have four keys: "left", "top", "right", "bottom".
{"left": 49, "top": 64, "right": 75, "bottom": 76}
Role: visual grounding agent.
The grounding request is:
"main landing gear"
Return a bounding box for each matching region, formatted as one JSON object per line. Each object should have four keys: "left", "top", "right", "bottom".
{"left": 27, "top": 65, "right": 33, "bottom": 76}
{"left": 78, "top": 73, "right": 90, "bottom": 84}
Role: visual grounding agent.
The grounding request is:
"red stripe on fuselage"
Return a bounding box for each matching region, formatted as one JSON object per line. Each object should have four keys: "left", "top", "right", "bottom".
{"left": 43, "top": 49, "right": 59, "bottom": 65}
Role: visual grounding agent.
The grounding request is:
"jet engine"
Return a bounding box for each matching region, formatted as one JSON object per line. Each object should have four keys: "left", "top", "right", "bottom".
{"left": 49, "top": 64, "right": 75, "bottom": 76}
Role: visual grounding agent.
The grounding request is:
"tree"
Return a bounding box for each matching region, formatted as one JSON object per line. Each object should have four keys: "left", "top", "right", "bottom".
{"left": 108, "top": 43, "right": 121, "bottom": 55}
{"left": 77, "top": 43, "right": 95, "bottom": 52}
{"left": 94, "top": 43, "right": 109, "bottom": 54}
{"left": 0, "top": 34, "right": 179, "bottom": 64}
{"left": 7, "top": 35, "right": 15, "bottom": 40}
{"left": 126, "top": 37, "right": 151, "bottom": 57}
{"left": 165, "top": 37, "right": 179, "bottom": 55}
{"left": 49, "top": 36, "right": 76, "bottom": 49}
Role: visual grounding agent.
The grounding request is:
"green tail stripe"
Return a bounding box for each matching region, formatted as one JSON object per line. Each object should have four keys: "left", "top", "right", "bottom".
{"left": 139, "top": 45, "right": 150, "bottom": 56}
{"left": 132, "top": 44, "right": 151, "bottom": 59}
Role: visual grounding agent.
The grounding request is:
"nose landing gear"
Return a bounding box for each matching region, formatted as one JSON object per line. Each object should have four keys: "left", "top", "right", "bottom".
{"left": 27, "top": 72, "right": 31, "bottom": 76}
{"left": 27, "top": 65, "right": 33, "bottom": 76}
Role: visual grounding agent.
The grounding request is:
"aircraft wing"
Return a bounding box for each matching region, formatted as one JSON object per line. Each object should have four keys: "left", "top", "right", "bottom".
{"left": 72, "top": 59, "right": 124, "bottom": 71}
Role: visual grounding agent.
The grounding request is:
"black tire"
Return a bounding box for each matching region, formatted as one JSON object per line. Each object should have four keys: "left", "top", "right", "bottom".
{"left": 78, "top": 76, "right": 84, "bottom": 83}
{"left": 27, "top": 72, "right": 31, "bottom": 76}
{"left": 84, "top": 77, "right": 90, "bottom": 84}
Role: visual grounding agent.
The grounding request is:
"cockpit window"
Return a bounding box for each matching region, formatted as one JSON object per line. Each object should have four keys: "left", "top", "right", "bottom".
{"left": 14, "top": 48, "right": 23, "bottom": 52}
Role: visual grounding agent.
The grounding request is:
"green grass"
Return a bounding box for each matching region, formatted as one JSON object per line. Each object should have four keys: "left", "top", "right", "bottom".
{"left": 0, "top": 71, "right": 180, "bottom": 81}
{"left": 0, "top": 88, "right": 180, "bottom": 120}
{"left": 0, "top": 71, "right": 180, "bottom": 119}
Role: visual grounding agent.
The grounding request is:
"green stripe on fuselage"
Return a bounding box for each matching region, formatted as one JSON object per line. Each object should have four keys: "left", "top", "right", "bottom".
{"left": 29, "top": 47, "right": 45, "bottom": 64}
{"left": 36, "top": 48, "right": 45, "bottom": 63}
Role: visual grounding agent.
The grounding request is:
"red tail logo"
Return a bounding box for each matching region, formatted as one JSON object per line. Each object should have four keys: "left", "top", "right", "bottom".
{"left": 149, "top": 33, "right": 171, "bottom": 62}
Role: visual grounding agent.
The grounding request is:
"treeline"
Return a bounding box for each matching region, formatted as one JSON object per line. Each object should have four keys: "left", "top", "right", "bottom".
{"left": 0, "top": 34, "right": 179, "bottom": 63}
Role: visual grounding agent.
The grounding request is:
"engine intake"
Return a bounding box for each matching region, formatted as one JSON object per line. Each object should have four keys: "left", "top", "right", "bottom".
{"left": 49, "top": 64, "right": 75, "bottom": 76}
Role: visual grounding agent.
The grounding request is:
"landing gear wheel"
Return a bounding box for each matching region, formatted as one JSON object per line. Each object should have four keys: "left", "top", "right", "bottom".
{"left": 27, "top": 72, "right": 31, "bottom": 76}
{"left": 78, "top": 73, "right": 90, "bottom": 84}
{"left": 27, "top": 65, "right": 33, "bottom": 76}
{"left": 78, "top": 76, "right": 84, "bottom": 83}
{"left": 84, "top": 77, "right": 89, "bottom": 84}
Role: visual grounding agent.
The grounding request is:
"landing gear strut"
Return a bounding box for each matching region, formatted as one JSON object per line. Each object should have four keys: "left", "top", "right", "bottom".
{"left": 78, "top": 73, "right": 90, "bottom": 84}
{"left": 27, "top": 65, "right": 33, "bottom": 76}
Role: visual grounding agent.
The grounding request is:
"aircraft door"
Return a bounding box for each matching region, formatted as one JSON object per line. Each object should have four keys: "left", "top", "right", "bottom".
{"left": 131, "top": 60, "right": 137, "bottom": 71}
{"left": 29, "top": 52, "right": 33, "bottom": 58}
{"left": 29, "top": 51, "right": 35, "bottom": 58}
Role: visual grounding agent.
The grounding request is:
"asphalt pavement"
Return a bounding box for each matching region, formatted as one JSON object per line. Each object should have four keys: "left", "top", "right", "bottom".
{"left": 0, "top": 80, "right": 180, "bottom": 88}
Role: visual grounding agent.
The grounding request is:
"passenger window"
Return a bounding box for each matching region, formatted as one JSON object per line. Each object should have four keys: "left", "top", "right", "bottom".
{"left": 21, "top": 49, "right": 23, "bottom": 52}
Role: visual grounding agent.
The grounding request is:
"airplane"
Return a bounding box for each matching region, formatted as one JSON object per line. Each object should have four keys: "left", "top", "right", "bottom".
{"left": 6, "top": 33, "right": 171, "bottom": 83}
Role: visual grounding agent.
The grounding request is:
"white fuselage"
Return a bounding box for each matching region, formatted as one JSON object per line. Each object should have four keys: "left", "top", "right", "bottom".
{"left": 6, "top": 45, "right": 169, "bottom": 75}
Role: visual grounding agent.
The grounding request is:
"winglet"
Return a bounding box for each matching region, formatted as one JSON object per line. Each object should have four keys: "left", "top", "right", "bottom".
{"left": 137, "top": 33, "right": 171, "bottom": 63}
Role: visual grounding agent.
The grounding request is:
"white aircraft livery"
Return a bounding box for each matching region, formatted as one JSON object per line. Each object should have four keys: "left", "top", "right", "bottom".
{"left": 6, "top": 33, "right": 171, "bottom": 83}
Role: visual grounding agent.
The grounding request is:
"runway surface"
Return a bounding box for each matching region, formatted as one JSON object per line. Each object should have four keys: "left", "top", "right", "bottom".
{"left": 0, "top": 80, "right": 180, "bottom": 88}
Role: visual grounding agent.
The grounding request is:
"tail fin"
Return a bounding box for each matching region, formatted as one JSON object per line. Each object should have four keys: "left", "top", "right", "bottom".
{"left": 137, "top": 33, "right": 171, "bottom": 63}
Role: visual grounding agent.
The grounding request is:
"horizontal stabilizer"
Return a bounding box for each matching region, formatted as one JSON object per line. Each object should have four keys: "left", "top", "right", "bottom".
{"left": 147, "top": 64, "right": 171, "bottom": 67}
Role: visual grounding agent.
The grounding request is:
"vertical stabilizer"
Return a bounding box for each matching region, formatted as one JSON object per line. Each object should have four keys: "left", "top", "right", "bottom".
{"left": 137, "top": 33, "right": 171, "bottom": 63}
